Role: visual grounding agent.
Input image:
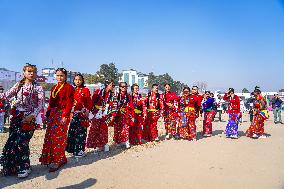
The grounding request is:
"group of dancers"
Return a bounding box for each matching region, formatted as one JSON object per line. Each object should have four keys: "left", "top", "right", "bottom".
{"left": 0, "top": 64, "right": 269, "bottom": 178}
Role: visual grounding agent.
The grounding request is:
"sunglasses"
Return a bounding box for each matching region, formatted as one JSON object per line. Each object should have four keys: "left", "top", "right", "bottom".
{"left": 183, "top": 90, "right": 190, "bottom": 93}
{"left": 120, "top": 86, "right": 127, "bottom": 88}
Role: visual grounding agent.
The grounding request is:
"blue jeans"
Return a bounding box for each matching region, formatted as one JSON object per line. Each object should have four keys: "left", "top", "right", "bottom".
{"left": 273, "top": 107, "right": 282, "bottom": 123}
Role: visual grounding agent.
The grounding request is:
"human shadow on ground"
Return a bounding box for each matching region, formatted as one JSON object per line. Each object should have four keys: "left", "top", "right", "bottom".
{"left": 57, "top": 178, "right": 97, "bottom": 189}
{"left": 0, "top": 144, "right": 125, "bottom": 188}
{"left": 196, "top": 130, "right": 224, "bottom": 141}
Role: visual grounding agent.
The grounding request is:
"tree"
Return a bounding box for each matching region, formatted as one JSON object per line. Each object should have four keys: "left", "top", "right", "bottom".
{"left": 279, "top": 89, "right": 284, "bottom": 92}
{"left": 96, "top": 63, "right": 120, "bottom": 84}
{"left": 147, "top": 72, "right": 156, "bottom": 89}
{"left": 242, "top": 88, "right": 250, "bottom": 93}
{"left": 40, "top": 83, "right": 53, "bottom": 91}
{"left": 147, "top": 72, "right": 187, "bottom": 94}
{"left": 83, "top": 73, "right": 102, "bottom": 84}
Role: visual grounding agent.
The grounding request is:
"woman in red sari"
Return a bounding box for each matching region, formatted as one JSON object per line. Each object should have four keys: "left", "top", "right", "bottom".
{"left": 39, "top": 68, "right": 74, "bottom": 172}
{"left": 66, "top": 73, "right": 92, "bottom": 158}
{"left": 162, "top": 84, "right": 180, "bottom": 139}
{"left": 179, "top": 87, "right": 199, "bottom": 140}
{"left": 87, "top": 80, "right": 117, "bottom": 152}
{"left": 246, "top": 86, "right": 269, "bottom": 139}
{"left": 113, "top": 82, "right": 134, "bottom": 148}
{"left": 143, "top": 84, "right": 164, "bottom": 142}
{"left": 129, "top": 84, "right": 146, "bottom": 145}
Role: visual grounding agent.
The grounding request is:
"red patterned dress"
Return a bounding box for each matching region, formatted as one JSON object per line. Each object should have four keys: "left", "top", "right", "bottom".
{"left": 202, "top": 97, "right": 215, "bottom": 136}
{"left": 66, "top": 87, "right": 92, "bottom": 156}
{"left": 113, "top": 92, "right": 134, "bottom": 144}
{"left": 179, "top": 94, "right": 200, "bottom": 140}
{"left": 40, "top": 82, "right": 74, "bottom": 165}
{"left": 143, "top": 92, "right": 164, "bottom": 141}
{"left": 246, "top": 94, "right": 268, "bottom": 137}
{"left": 162, "top": 91, "right": 180, "bottom": 137}
{"left": 86, "top": 89, "right": 116, "bottom": 149}
{"left": 130, "top": 93, "right": 146, "bottom": 145}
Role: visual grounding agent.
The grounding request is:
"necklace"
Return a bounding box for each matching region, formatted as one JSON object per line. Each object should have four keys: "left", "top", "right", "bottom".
{"left": 52, "top": 82, "right": 65, "bottom": 98}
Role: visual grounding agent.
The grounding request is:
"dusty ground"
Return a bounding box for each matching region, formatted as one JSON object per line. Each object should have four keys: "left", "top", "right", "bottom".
{"left": 0, "top": 112, "right": 284, "bottom": 189}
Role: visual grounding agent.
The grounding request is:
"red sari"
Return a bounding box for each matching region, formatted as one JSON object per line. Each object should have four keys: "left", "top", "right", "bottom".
{"left": 163, "top": 91, "right": 180, "bottom": 136}
{"left": 179, "top": 94, "right": 199, "bottom": 140}
{"left": 143, "top": 92, "right": 164, "bottom": 141}
{"left": 40, "top": 82, "right": 74, "bottom": 165}
{"left": 246, "top": 95, "right": 268, "bottom": 137}
{"left": 129, "top": 94, "right": 146, "bottom": 145}
{"left": 87, "top": 89, "right": 116, "bottom": 149}
{"left": 113, "top": 92, "right": 134, "bottom": 144}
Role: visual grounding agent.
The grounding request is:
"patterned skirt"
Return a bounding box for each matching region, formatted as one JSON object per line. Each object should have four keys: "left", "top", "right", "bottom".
{"left": 129, "top": 113, "right": 143, "bottom": 145}
{"left": 113, "top": 112, "right": 130, "bottom": 144}
{"left": 143, "top": 111, "right": 160, "bottom": 141}
{"left": 164, "top": 110, "right": 179, "bottom": 136}
{"left": 225, "top": 113, "right": 239, "bottom": 137}
{"left": 179, "top": 109, "right": 197, "bottom": 140}
{"left": 87, "top": 116, "right": 108, "bottom": 149}
{"left": 66, "top": 113, "right": 88, "bottom": 155}
{"left": 246, "top": 113, "right": 265, "bottom": 137}
{"left": 203, "top": 111, "right": 215, "bottom": 135}
{"left": 1, "top": 112, "right": 35, "bottom": 175}
{"left": 39, "top": 108, "right": 70, "bottom": 165}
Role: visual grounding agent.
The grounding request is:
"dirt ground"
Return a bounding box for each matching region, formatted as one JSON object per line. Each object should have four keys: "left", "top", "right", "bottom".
{"left": 0, "top": 112, "right": 284, "bottom": 189}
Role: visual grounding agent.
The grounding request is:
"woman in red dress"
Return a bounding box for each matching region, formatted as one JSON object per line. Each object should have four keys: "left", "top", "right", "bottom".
{"left": 66, "top": 74, "right": 92, "bottom": 158}
{"left": 39, "top": 68, "right": 74, "bottom": 172}
{"left": 87, "top": 80, "right": 117, "bottom": 152}
{"left": 129, "top": 84, "right": 146, "bottom": 145}
{"left": 162, "top": 84, "right": 180, "bottom": 139}
{"left": 113, "top": 82, "right": 134, "bottom": 148}
{"left": 179, "top": 87, "right": 199, "bottom": 140}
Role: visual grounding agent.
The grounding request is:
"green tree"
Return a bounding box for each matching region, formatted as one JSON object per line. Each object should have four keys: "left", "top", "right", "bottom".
{"left": 40, "top": 83, "right": 53, "bottom": 91}
{"left": 96, "top": 63, "right": 120, "bottom": 83}
{"left": 83, "top": 73, "right": 101, "bottom": 84}
{"left": 242, "top": 88, "right": 250, "bottom": 93}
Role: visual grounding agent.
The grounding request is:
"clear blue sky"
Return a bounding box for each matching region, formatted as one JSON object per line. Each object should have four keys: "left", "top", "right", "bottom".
{"left": 1, "top": 0, "right": 284, "bottom": 92}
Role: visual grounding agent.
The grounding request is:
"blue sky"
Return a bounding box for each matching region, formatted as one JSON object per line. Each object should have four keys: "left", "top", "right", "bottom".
{"left": 0, "top": 0, "right": 284, "bottom": 92}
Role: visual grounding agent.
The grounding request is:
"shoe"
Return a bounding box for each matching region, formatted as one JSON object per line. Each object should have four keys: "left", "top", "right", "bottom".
{"left": 280, "top": 122, "right": 284, "bottom": 124}
{"left": 252, "top": 134, "right": 259, "bottom": 138}
{"left": 104, "top": 144, "right": 110, "bottom": 152}
{"left": 173, "top": 134, "right": 180, "bottom": 140}
{"left": 230, "top": 135, "right": 238, "bottom": 139}
{"left": 125, "top": 141, "right": 130, "bottom": 149}
{"left": 258, "top": 135, "right": 267, "bottom": 139}
{"left": 49, "top": 161, "right": 66, "bottom": 172}
{"left": 165, "top": 134, "right": 171, "bottom": 140}
{"left": 274, "top": 121, "right": 278, "bottom": 124}
{"left": 155, "top": 137, "right": 160, "bottom": 141}
{"left": 75, "top": 150, "right": 86, "bottom": 158}
{"left": 203, "top": 134, "right": 211, "bottom": 137}
{"left": 17, "top": 169, "right": 31, "bottom": 178}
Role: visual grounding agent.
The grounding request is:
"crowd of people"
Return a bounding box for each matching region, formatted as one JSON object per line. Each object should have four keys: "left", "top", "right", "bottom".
{"left": 0, "top": 64, "right": 272, "bottom": 178}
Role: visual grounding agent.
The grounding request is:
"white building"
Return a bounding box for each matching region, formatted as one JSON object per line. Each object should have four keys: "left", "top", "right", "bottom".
{"left": 42, "top": 68, "right": 56, "bottom": 84}
{"left": 42, "top": 67, "right": 76, "bottom": 84}
{"left": 0, "top": 68, "right": 22, "bottom": 90}
{"left": 120, "top": 69, "right": 148, "bottom": 89}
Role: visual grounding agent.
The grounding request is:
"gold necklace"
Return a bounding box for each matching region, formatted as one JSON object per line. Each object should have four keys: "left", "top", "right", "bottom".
{"left": 52, "top": 83, "right": 65, "bottom": 98}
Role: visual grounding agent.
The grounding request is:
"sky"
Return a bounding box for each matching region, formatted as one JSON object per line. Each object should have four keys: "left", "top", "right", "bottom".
{"left": 0, "top": 0, "right": 284, "bottom": 92}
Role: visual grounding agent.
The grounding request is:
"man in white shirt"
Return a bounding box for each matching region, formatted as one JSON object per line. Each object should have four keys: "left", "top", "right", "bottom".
{"left": 215, "top": 94, "right": 225, "bottom": 121}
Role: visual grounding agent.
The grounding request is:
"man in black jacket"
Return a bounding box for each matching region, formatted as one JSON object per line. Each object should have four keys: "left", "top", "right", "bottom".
{"left": 271, "top": 93, "right": 283, "bottom": 124}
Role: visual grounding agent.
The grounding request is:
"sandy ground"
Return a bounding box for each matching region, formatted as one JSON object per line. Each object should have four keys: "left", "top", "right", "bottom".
{"left": 0, "top": 112, "right": 284, "bottom": 189}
